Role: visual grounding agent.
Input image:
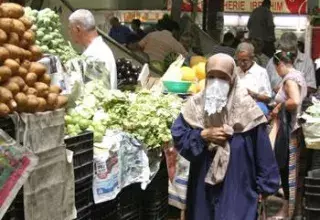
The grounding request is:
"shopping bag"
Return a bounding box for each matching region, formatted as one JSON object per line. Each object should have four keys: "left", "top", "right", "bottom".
{"left": 301, "top": 116, "right": 320, "bottom": 150}
{"left": 0, "top": 129, "right": 38, "bottom": 219}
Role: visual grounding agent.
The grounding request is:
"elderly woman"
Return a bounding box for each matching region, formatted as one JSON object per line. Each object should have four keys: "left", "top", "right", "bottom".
{"left": 270, "top": 50, "right": 307, "bottom": 219}
{"left": 171, "top": 54, "right": 280, "bottom": 220}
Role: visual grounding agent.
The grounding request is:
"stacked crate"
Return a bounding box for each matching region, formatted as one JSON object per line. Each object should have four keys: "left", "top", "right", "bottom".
{"left": 305, "top": 169, "right": 320, "bottom": 220}
{"left": 65, "top": 131, "right": 94, "bottom": 220}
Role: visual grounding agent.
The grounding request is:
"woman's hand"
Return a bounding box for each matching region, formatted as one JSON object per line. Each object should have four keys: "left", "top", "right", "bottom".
{"left": 201, "top": 127, "right": 229, "bottom": 145}
{"left": 270, "top": 103, "right": 281, "bottom": 119}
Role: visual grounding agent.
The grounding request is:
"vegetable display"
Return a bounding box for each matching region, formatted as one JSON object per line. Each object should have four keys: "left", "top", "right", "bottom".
{"left": 24, "top": 7, "right": 78, "bottom": 63}
{"left": 65, "top": 80, "right": 182, "bottom": 149}
{"left": 0, "top": 3, "right": 67, "bottom": 117}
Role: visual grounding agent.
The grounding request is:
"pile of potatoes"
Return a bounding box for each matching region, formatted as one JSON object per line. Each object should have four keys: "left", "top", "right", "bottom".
{"left": 0, "top": 3, "right": 67, "bottom": 116}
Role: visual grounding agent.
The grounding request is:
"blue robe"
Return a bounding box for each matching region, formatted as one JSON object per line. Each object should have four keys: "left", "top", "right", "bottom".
{"left": 171, "top": 114, "right": 280, "bottom": 220}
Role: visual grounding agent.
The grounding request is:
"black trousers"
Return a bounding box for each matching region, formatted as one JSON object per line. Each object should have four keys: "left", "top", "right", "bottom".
{"left": 280, "top": 149, "right": 290, "bottom": 200}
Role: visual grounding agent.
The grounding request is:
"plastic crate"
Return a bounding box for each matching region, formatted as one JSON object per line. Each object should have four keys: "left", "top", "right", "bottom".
{"left": 75, "top": 180, "right": 93, "bottom": 210}
{"left": 75, "top": 173, "right": 93, "bottom": 186}
{"left": 119, "top": 184, "right": 142, "bottom": 220}
{"left": 0, "top": 116, "right": 15, "bottom": 139}
{"left": 305, "top": 192, "right": 320, "bottom": 209}
{"left": 141, "top": 159, "right": 169, "bottom": 220}
{"left": 305, "top": 169, "right": 320, "bottom": 186}
{"left": 305, "top": 207, "right": 320, "bottom": 220}
{"left": 311, "top": 151, "right": 320, "bottom": 170}
{"left": 65, "top": 131, "right": 94, "bottom": 167}
{"left": 74, "top": 161, "right": 93, "bottom": 183}
{"left": 77, "top": 202, "right": 93, "bottom": 220}
{"left": 93, "top": 198, "right": 119, "bottom": 220}
{"left": 305, "top": 184, "right": 320, "bottom": 194}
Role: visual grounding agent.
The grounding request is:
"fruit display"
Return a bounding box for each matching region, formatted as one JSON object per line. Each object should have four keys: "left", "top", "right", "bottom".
{"left": 161, "top": 55, "right": 207, "bottom": 94}
{"left": 0, "top": 3, "right": 67, "bottom": 117}
{"left": 24, "top": 7, "right": 78, "bottom": 63}
{"left": 116, "top": 58, "right": 141, "bottom": 88}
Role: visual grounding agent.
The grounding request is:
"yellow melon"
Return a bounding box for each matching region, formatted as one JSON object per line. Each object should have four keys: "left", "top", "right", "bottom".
{"left": 194, "top": 62, "right": 206, "bottom": 80}
{"left": 181, "top": 66, "right": 196, "bottom": 81}
{"left": 197, "top": 79, "right": 206, "bottom": 92}
{"left": 190, "top": 56, "right": 207, "bottom": 68}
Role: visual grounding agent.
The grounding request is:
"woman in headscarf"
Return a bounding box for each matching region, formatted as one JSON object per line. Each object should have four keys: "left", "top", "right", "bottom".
{"left": 171, "top": 53, "right": 280, "bottom": 220}
{"left": 269, "top": 50, "right": 307, "bottom": 219}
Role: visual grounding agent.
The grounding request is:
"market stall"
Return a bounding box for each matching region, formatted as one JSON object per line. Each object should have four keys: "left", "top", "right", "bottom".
{"left": 0, "top": 2, "right": 200, "bottom": 220}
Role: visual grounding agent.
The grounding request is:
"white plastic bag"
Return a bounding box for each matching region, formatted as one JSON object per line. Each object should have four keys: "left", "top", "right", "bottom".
{"left": 161, "top": 55, "right": 185, "bottom": 82}
{"left": 301, "top": 113, "right": 320, "bottom": 149}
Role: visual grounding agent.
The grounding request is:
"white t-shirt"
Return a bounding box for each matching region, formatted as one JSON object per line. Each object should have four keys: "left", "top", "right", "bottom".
{"left": 83, "top": 36, "right": 117, "bottom": 89}
{"left": 237, "top": 62, "right": 272, "bottom": 98}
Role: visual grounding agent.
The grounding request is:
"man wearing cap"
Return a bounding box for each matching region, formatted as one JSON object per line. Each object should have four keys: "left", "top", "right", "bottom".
{"left": 171, "top": 54, "right": 280, "bottom": 220}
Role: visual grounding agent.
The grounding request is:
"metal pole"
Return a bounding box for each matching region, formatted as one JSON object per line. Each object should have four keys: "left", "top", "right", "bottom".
{"left": 207, "top": 0, "right": 224, "bottom": 42}
{"left": 202, "top": 0, "right": 207, "bottom": 32}
{"left": 171, "top": 0, "right": 183, "bottom": 23}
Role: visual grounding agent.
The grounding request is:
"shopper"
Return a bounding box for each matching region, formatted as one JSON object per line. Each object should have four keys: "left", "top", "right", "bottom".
{"left": 69, "top": 9, "right": 117, "bottom": 89}
{"left": 251, "top": 38, "right": 270, "bottom": 67}
{"left": 247, "top": 0, "right": 275, "bottom": 57}
{"left": 235, "top": 42, "right": 272, "bottom": 114}
{"left": 266, "top": 32, "right": 316, "bottom": 94}
{"left": 171, "top": 53, "right": 279, "bottom": 220}
{"left": 127, "top": 19, "right": 146, "bottom": 43}
{"left": 130, "top": 18, "right": 187, "bottom": 62}
{"left": 109, "top": 17, "right": 132, "bottom": 44}
{"left": 211, "top": 32, "right": 236, "bottom": 57}
{"left": 270, "top": 50, "right": 307, "bottom": 219}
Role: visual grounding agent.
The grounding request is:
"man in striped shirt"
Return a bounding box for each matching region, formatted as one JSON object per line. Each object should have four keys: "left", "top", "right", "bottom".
{"left": 266, "top": 32, "right": 316, "bottom": 94}
{"left": 210, "top": 32, "right": 236, "bottom": 57}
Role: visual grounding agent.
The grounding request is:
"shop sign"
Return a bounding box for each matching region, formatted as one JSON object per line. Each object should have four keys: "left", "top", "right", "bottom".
{"left": 224, "top": 0, "right": 307, "bottom": 14}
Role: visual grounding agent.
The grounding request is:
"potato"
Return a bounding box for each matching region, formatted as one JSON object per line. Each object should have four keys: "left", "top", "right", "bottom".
{"left": 8, "top": 32, "right": 19, "bottom": 45}
{"left": 0, "top": 66, "right": 12, "bottom": 82}
{"left": 19, "top": 16, "right": 32, "bottom": 30}
{"left": 0, "top": 3, "right": 24, "bottom": 19}
{"left": 0, "top": 18, "right": 13, "bottom": 33}
{"left": 0, "top": 29, "right": 7, "bottom": 44}
{"left": 3, "top": 81, "right": 19, "bottom": 95}
{"left": 56, "top": 96, "right": 68, "bottom": 109}
{"left": 29, "top": 45, "right": 42, "bottom": 61}
{"left": 49, "top": 85, "right": 61, "bottom": 94}
{"left": 0, "top": 86, "right": 13, "bottom": 103}
{"left": 8, "top": 76, "right": 25, "bottom": 89}
{"left": 21, "top": 60, "right": 30, "bottom": 69}
{"left": 26, "top": 95, "right": 39, "bottom": 112}
{"left": 4, "top": 59, "right": 19, "bottom": 74}
{"left": 39, "top": 73, "right": 51, "bottom": 85}
{"left": 0, "top": 47, "right": 10, "bottom": 62}
{"left": 26, "top": 87, "right": 37, "bottom": 96}
{"left": 14, "top": 92, "right": 27, "bottom": 106}
{"left": 22, "top": 30, "right": 35, "bottom": 44}
{"left": 7, "top": 99, "right": 17, "bottom": 111}
{"left": 20, "top": 39, "right": 29, "bottom": 49}
{"left": 22, "top": 84, "right": 29, "bottom": 93}
{"left": 17, "top": 66, "right": 27, "bottom": 78}
{"left": 3, "top": 44, "right": 23, "bottom": 59}
{"left": 25, "top": 72, "right": 37, "bottom": 86}
{"left": 47, "top": 93, "right": 58, "bottom": 109}
{"left": 29, "top": 62, "right": 46, "bottom": 76}
{"left": 11, "top": 19, "right": 25, "bottom": 36}
{"left": 22, "top": 49, "right": 32, "bottom": 60}
{"left": 34, "top": 82, "right": 49, "bottom": 98}
{"left": 36, "top": 97, "right": 46, "bottom": 112}
{"left": 0, "top": 103, "right": 10, "bottom": 116}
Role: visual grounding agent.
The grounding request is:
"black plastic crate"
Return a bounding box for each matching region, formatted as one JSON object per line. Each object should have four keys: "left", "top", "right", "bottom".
{"left": 305, "top": 192, "right": 320, "bottom": 209}
{"left": 74, "top": 162, "right": 94, "bottom": 183}
{"left": 305, "top": 184, "right": 320, "bottom": 194}
{"left": 311, "top": 151, "right": 320, "bottom": 170}
{"left": 77, "top": 202, "right": 93, "bottom": 220}
{"left": 65, "top": 131, "right": 94, "bottom": 167}
{"left": 305, "top": 207, "right": 320, "bottom": 220}
{"left": 75, "top": 174, "right": 93, "bottom": 186}
{"left": 75, "top": 180, "right": 93, "bottom": 210}
{"left": 119, "top": 184, "right": 142, "bottom": 220}
{"left": 305, "top": 169, "right": 320, "bottom": 186}
{"left": 93, "top": 198, "right": 119, "bottom": 220}
{"left": 0, "top": 116, "right": 15, "bottom": 139}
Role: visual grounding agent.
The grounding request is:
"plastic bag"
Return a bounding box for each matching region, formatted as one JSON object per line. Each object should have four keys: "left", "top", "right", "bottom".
{"left": 93, "top": 130, "right": 150, "bottom": 204}
{"left": 161, "top": 55, "right": 185, "bottom": 82}
{"left": 0, "top": 129, "right": 38, "bottom": 219}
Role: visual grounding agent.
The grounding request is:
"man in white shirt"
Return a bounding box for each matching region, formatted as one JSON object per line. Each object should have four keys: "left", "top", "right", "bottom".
{"left": 235, "top": 42, "right": 272, "bottom": 113}
{"left": 68, "top": 9, "right": 117, "bottom": 89}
